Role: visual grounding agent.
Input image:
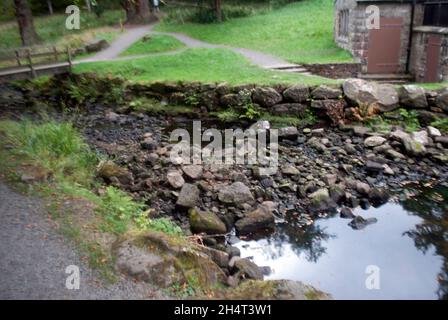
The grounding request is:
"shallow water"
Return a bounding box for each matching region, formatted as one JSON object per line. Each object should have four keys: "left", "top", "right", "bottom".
{"left": 235, "top": 184, "right": 448, "bottom": 300}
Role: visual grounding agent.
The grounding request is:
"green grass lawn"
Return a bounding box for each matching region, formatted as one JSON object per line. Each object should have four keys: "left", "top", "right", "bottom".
{"left": 120, "top": 35, "right": 186, "bottom": 57}
{"left": 0, "top": 10, "right": 124, "bottom": 49}
{"left": 74, "top": 48, "right": 337, "bottom": 85}
{"left": 156, "top": 0, "right": 353, "bottom": 64}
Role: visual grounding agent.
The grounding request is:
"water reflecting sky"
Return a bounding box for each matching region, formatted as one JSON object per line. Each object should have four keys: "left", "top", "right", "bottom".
{"left": 235, "top": 186, "right": 448, "bottom": 300}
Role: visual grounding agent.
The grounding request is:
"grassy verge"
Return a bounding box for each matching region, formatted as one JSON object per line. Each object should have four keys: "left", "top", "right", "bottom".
{"left": 156, "top": 0, "right": 353, "bottom": 64}
{"left": 0, "top": 119, "right": 183, "bottom": 281}
{"left": 120, "top": 34, "right": 186, "bottom": 56}
{"left": 75, "top": 48, "right": 337, "bottom": 85}
{"left": 0, "top": 10, "right": 124, "bottom": 49}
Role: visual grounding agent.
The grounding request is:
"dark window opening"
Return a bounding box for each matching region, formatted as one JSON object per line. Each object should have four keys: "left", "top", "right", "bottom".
{"left": 338, "top": 9, "right": 349, "bottom": 38}
{"left": 423, "top": 3, "right": 448, "bottom": 27}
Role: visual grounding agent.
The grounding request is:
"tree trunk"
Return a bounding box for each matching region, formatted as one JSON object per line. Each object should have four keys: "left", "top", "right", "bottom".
{"left": 215, "top": 0, "right": 222, "bottom": 22}
{"left": 121, "top": 0, "right": 157, "bottom": 24}
{"left": 85, "top": 0, "right": 92, "bottom": 13}
{"left": 14, "top": 0, "right": 41, "bottom": 46}
{"left": 47, "top": 0, "right": 53, "bottom": 15}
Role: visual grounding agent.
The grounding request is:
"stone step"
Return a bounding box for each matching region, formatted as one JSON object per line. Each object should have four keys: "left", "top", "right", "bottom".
{"left": 276, "top": 67, "right": 308, "bottom": 73}
{"left": 264, "top": 63, "right": 302, "bottom": 70}
{"left": 358, "top": 73, "right": 414, "bottom": 83}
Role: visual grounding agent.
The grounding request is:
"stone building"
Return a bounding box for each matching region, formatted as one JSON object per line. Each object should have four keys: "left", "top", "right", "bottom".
{"left": 334, "top": 0, "right": 448, "bottom": 82}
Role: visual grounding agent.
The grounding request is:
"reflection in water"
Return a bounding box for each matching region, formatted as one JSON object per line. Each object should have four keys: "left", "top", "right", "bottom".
{"left": 235, "top": 184, "right": 448, "bottom": 300}
{"left": 401, "top": 184, "right": 448, "bottom": 300}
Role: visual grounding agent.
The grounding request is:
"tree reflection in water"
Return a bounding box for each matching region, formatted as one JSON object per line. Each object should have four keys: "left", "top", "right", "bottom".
{"left": 402, "top": 184, "right": 448, "bottom": 300}
{"left": 251, "top": 216, "right": 335, "bottom": 263}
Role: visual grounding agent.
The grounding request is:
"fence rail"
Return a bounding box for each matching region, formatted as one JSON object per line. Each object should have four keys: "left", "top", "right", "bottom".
{"left": 0, "top": 45, "right": 72, "bottom": 82}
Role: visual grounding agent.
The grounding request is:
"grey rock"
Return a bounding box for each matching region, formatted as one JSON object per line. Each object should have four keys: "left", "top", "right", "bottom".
{"left": 340, "top": 207, "right": 355, "bottom": 219}
{"left": 235, "top": 205, "right": 275, "bottom": 235}
{"left": 343, "top": 79, "right": 399, "bottom": 112}
{"left": 233, "top": 258, "right": 264, "bottom": 280}
{"left": 356, "top": 181, "right": 371, "bottom": 195}
{"left": 166, "top": 170, "right": 185, "bottom": 189}
{"left": 436, "top": 88, "right": 448, "bottom": 112}
{"left": 189, "top": 208, "right": 227, "bottom": 235}
{"left": 278, "top": 126, "right": 299, "bottom": 139}
{"left": 176, "top": 183, "right": 200, "bottom": 208}
{"left": 348, "top": 216, "right": 378, "bottom": 230}
{"left": 283, "top": 84, "right": 310, "bottom": 102}
{"left": 311, "top": 85, "right": 342, "bottom": 100}
{"left": 252, "top": 87, "right": 282, "bottom": 107}
{"left": 364, "top": 136, "right": 386, "bottom": 147}
{"left": 218, "top": 182, "right": 254, "bottom": 205}
{"left": 182, "top": 165, "right": 203, "bottom": 180}
{"left": 399, "top": 85, "right": 428, "bottom": 109}
{"left": 271, "top": 103, "right": 307, "bottom": 116}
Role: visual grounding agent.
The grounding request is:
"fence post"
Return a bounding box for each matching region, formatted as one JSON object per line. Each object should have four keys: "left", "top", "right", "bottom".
{"left": 15, "top": 50, "right": 22, "bottom": 66}
{"left": 27, "top": 49, "right": 37, "bottom": 78}
{"left": 67, "top": 47, "right": 72, "bottom": 71}
{"left": 53, "top": 46, "right": 58, "bottom": 61}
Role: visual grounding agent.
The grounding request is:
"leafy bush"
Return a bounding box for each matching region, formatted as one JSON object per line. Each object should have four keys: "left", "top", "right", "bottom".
{"left": 0, "top": 120, "right": 97, "bottom": 184}
{"left": 399, "top": 108, "right": 420, "bottom": 132}
{"left": 147, "top": 218, "right": 184, "bottom": 236}
{"left": 98, "top": 186, "right": 146, "bottom": 234}
{"left": 431, "top": 118, "right": 448, "bottom": 133}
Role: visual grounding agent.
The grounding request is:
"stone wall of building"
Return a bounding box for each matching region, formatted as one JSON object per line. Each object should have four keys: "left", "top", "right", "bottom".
{"left": 410, "top": 27, "right": 448, "bottom": 82}
{"left": 334, "top": 1, "right": 414, "bottom": 74}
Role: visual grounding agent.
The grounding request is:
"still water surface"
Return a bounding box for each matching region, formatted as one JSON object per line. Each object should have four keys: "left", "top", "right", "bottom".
{"left": 235, "top": 184, "right": 448, "bottom": 300}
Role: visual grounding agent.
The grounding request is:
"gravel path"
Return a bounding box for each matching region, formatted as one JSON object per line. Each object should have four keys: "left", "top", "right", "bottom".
{"left": 80, "top": 24, "right": 299, "bottom": 69}
{"left": 0, "top": 180, "right": 160, "bottom": 300}
{"left": 90, "top": 25, "right": 154, "bottom": 60}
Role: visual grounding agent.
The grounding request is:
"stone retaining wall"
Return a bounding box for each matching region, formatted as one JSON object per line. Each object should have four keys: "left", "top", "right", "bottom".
{"left": 126, "top": 78, "right": 448, "bottom": 125}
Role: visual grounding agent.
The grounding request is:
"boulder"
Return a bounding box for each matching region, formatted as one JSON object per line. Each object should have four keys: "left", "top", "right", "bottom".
{"left": 391, "top": 129, "right": 427, "bottom": 156}
{"left": 309, "top": 188, "right": 337, "bottom": 213}
{"left": 85, "top": 39, "right": 109, "bottom": 53}
{"left": 233, "top": 258, "right": 264, "bottom": 280}
{"left": 311, "top": 85, "right": 342, "bottom": 100}
{"left": 97, "top": 160, "right": 132, "bottom": 185}
{"left": 427, "top": 126, "right": 442, "bottom": 138}
{"left": 182, "top": 165, "right": 203, "bottom": 180}
{"left": 364, "top": 136, "right": 386, "bottom": 147}
{"left": 399, "top": 85, "right": 428, "bottom": 109}
{"left": 365, "top": 161, "right": 384, "bottom": 175}
{"left": 252, "top": 87, "right": 282, "bottom": 108}
{"left": 166, "top": 170, "right": 185, "bottom": 189}
{"left": 356, "top": 181, "right": 371, "bottom": 195}
{"left": 176, "top": 183, "right": 200, "bottom": 208}
{"left": 402, "top": 136, "right": 427, "bottom": 156}
{"left": 220, "top": 93, "right": 245, "bottom": 108}
{"left": 189, "top": 208, "right": 227, "bottom": 235}
{"left": 271, "top": 103, "right": 307, "bottom": 116}
{"left": 114, "top": 231, "right": 226, "bottom": 288}
{"left": 340, "top": 207, "right": 355, "bottom": 219}
{"left": 343, "top": 79, "right": 399, "bottom": 112}
{"left": 283, "top": 84, "right": 310, "bottom": 103}
{"left": 281, "top": 164, "right": 300, "bottom": 175}
{"left": 218, "top": 182, "right": 254, "bottom": 205}
{"left": 411, "top": 130, "right": 429, "bottom": 146}
{"left": 368, "top": 188, "right": 390, "bottom": 206}
{"left": 224, "top": 279, "right": 332, "bottom": 300}
{"left": 235, "top": 205, "right": 275, "bottom": 235}
{"left": 348, "top": 216, "right": 378, "bottom": 230}
{"left": 278, "top": 126, "right": 299, "bottom": 140}
{"left": 435, "top": 88, "right": 448, "bottom": 112}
